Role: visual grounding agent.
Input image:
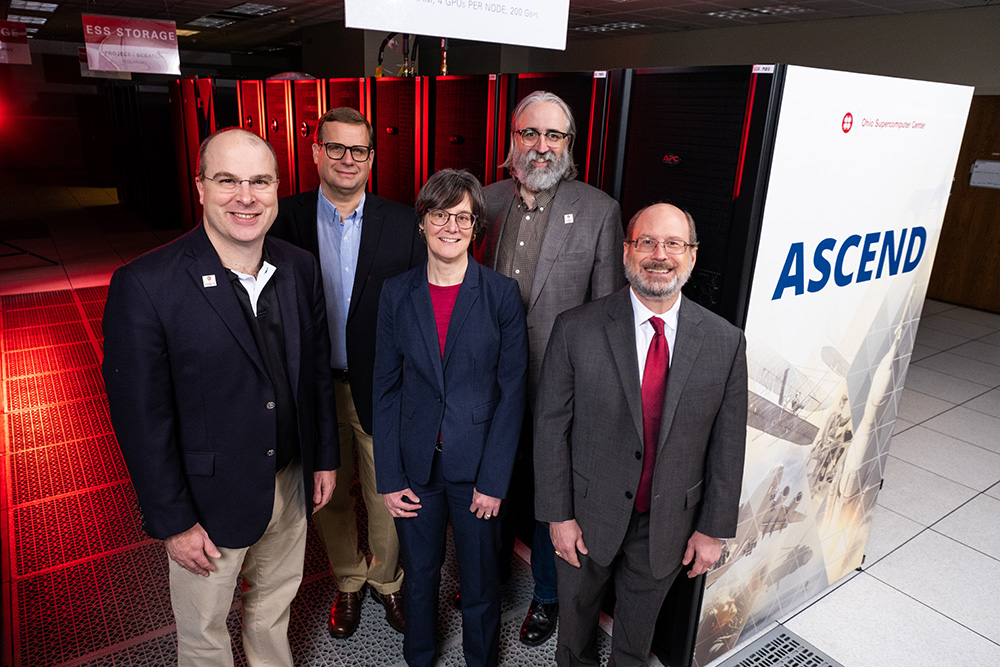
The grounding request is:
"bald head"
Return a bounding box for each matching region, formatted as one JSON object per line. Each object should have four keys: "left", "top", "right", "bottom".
{"left": 626, "top": 203, "right": 697, "bottom": 246}
{"left": 197, "top": 127, "right": 279, "bottom": 180}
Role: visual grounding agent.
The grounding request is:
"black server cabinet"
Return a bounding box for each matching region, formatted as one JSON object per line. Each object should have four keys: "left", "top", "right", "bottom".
{"left": 370, "top": 77, "right": 424, "bottom": 207}
{"left": 424, "top": 75, "right": 498, "bottom": 187}
{"left": 293, "top": 79, "right": 326, "bottom": 195}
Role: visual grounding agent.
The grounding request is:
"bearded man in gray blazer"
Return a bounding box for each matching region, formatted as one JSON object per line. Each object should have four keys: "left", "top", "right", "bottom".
{"left": 535, "top": 204, "right": 748, "bottom": 666}
{"left": 475, "top": 90, "right": 626, "bottom": 647}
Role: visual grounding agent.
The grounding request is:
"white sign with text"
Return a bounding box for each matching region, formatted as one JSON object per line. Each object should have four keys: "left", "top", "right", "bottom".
{"left": 345, "top": 0, "right": 570, "bottom": 51}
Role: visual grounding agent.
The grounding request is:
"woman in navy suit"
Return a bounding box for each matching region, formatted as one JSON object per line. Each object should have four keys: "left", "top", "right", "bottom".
{"left": 373, "top": 169, "right": 528, "bottom": 667}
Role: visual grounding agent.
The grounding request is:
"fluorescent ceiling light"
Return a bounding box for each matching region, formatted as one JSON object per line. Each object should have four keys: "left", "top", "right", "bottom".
{"left": 575, "top": 21, "right": 648, "bottom": 32}
{"left": 223, "top": 3, "right": 287, "bottom": 16}
{"left": 187, "top": 16, "right": 238, "bottom": 28}
{"left": 10, "top": 0, "right": 59, "bottom": 11}
{"left": 175, "top": 29, "right": 201, "bottom": 36}
{"left": 7, "top": 14, "right": 47, "bottom": 24}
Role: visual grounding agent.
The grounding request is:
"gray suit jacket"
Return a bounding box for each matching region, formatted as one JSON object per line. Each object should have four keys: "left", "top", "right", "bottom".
{"left": 534, "top": 288, "right": 748, "bottom": 578}
{"left": 476, "top": 178, "right": 625, "bottom": 399}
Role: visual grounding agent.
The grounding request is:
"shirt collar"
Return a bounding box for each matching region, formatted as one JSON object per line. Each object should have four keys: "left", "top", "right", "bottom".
{"left": 318, "top": 189, "right": 366, "bottom": 227}
{"left": 629, "top": 287, "right": 681, "bottom": 334}
{"left": 514, "top": 178, "right": 559, "bottom": 212}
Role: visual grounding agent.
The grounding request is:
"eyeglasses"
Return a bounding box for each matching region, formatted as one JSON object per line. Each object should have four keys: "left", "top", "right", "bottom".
{"left": 425, "top": 209, "right": 477, "bottom": 229}
{"left": 201, "top": 175, "right": 279, "bottom": 192}
{"left": 627, "top": 237, "right": 698, "bottom": 255}
{"left": 516, "top": 128, "right": 571, "bottom": 147}
{"left": 320, "top": 142, "right": 373, "bottom": 161}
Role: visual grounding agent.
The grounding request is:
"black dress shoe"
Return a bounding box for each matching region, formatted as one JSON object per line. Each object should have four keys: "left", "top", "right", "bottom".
{"left": 520, "top": 600, "right": 558, "bottom": 646}
{"left": 328, "top": 589, "right": 363, "bottom": 638}
{"left": 371, "top": 588, "right": 406, "bottom": 633}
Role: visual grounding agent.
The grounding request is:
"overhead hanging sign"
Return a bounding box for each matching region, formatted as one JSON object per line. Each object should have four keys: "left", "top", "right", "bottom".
{"left": 345, "top": 0, "right": 570, "bottom": 51}
{"left": 0, "top": 20, "right": 31, "bottom": 65}
{"left": 81, "top": 14, "right": 180, "bottom": 75}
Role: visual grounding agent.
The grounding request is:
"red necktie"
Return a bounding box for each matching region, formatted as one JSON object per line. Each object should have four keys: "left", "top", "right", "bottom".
{"left": 637, "top": 316, "right": 668, "bottom": 513}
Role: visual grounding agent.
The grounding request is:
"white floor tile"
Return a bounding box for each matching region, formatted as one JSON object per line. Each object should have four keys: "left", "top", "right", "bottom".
{"left": 987, "top": 483, "right": 1000, "bottom": 501}
{"left": 866, "top": 530, "right": 1000, "bottom": 644}
{"left": 938, "top": 307, "right": 1000, "bottom": 331}
{"left": 862, "top": 505, "right": 924, "bottom": 566}
{"left": 909, "top": 344, "right": 938, "bottom": 362}
{"left": 893, "top": 418, "right": 914, "bottom": 435}
{"left": 934, "top": 494, "right": 1000, "bottom": 560}
{"left": 981, "top": 331, "right": 1000, "bottom": 348}
{"left": 901, "top": 366, "right": 991, "bottom": 404}
{"left": 783, "top": 573, "right": 1000, "bottom": 667}
{"left": 896, "top": 388, "right": 954, "bottom": 424}
{"left": 949, "top": 340, "right": 1000, "bottom": 368}
{"left": 918, "top": 313, "right": 996, "bottom": 340}
{"left": 888, "top": 425, "right": 1000, "bottom": 491}
{"left": 965, "top": 389, "right": 1000, "bottom": 418}
{"left": 922, "top": 406, "right": 1000, "bottom": 456}
{"left": 913, "top": 326, "right": 969, "bottom": 351}
{"left": 919, "top": 300, "right": 956, "bottom": 317}
{"left": 913, "top": 351, "right": 1000, "bottom": 387}
{"left": 876, "top": 457, "right": 977, "bottom": 526}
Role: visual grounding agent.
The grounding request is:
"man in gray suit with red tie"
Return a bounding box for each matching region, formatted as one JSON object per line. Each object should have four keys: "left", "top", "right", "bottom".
{"left": 476, "top": 90, "right": 626, "bottom": 646}
{"left": 534, "top": 203, "right": 748, "bottom": 666}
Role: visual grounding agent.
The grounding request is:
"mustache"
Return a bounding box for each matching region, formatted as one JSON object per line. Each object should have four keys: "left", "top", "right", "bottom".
{"left": 641, "top": 260, "right": 674, "bottom": 271}
{"left": 525, "top": 149, "right": 554, "bottom": 162}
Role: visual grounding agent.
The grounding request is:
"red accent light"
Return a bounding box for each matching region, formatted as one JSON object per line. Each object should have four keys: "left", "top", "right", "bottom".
{"left": 733, "top": 72, "right": 758, "bottom": 200}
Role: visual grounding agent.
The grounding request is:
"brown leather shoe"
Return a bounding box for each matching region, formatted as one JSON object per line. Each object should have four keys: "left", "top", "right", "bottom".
{"left": 370, "top": 588, "right": 405, "bottom": 633}
{"left": 328, "top": 589, "right": 363, "bottom": 638}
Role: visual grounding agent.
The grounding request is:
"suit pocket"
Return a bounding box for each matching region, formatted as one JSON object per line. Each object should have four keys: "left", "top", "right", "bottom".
{"left": 471, "top": 399, "right": 499, "bottom": 424}
{"left": 183, "top": 452, "right": 215, "bottom": 477}
{"left": 573, "top": 470, "right": 590, "bottom": 499}
{"left": 685, "top": 479, "right": 704, "bottom": 509}
{"left": 401, "top": 395, "right": 417, "bottom": 419}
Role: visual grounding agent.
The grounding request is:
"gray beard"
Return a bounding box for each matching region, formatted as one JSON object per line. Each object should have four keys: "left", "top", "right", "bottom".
{"left": 625, "top": 260, "right": 691, "bottom": 301}
{"left": 513, "top": 147, "right": 571, "bottom": 192}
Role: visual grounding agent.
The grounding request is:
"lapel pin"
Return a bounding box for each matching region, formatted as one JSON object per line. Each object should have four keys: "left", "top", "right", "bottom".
{"left": 564, "top": 213, "right": 574, "bottom": 224}
{"left": 202, "top": 274, "right": 217, "bottom": 288}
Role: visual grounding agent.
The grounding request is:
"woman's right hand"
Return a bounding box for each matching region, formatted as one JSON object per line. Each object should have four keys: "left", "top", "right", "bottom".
{"left": 383, "top": 489, "right": 422, "bottom": 518}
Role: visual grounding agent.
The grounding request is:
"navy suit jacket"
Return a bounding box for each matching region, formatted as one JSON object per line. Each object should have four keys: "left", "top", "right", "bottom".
{"left": 372, "top": 258, "right": 528, "bottom": 499}
{"left": 102, "top": 225, "right": 339, "bottom": 549}
{"left": 269, "top": 190, "right": 425, "bottom": 434}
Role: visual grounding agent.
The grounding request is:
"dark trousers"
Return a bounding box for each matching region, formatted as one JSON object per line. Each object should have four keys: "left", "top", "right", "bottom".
{"left": 396, "top": 456, "right": 502, "bottom": 667}
{"left": 554, "top": 511, "right": 681, "bottom": 667}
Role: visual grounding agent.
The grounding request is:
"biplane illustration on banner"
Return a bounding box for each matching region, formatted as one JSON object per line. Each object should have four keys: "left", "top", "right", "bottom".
{"left": 693, "top": 66, "right": 973, "bottom": 665}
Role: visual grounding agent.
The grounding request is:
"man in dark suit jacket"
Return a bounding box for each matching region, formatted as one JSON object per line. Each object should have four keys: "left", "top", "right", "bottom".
{"left": 268, "top": 107, "right": 424, "bottom": 637}
{"left": 535, "top": 204, "right": 748, "bottom": 666}
{"left": 475, "top": 90, "right": 626, "bottom": 646}
{"left": 102, "top": 128, "right": 338, "bottom": 666}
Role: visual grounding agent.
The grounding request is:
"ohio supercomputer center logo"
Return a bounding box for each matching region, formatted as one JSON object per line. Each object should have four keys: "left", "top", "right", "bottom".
{"left": 842, "top": 112, "right": 854, "bottom": 133}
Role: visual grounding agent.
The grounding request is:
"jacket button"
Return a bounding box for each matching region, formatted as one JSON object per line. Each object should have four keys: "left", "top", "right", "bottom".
{"left": 625, "top": 491, "right": 633, "bottom": 499}
{"left": 635, "top": 451, "right": 642, "bottom": 460}
{"left": 266, "top": 401, "right": 276, "bottom": 409}
{"left": 266, "top": 449, "right": 275, "bottom": 457}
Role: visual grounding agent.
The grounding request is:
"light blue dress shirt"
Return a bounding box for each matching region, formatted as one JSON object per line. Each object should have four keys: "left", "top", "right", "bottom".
{"left": 316, "top": 190, "right": 365, "bottom": 369}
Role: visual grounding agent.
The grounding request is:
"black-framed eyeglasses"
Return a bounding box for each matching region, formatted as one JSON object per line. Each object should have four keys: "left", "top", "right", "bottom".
{"left": 425, "top": 209, "right": 477, "bottom": 230}
{"left": 319, "top": 142, "right": 373, "bottom": 161}
{"left": 201, "top": 175, "right": 279, "bottom": 192}
{"left": 516, "top": 128, "right": 571, "bottom": 147}
{"left": 627, "top": 237, "right": 698, "bottom": 255}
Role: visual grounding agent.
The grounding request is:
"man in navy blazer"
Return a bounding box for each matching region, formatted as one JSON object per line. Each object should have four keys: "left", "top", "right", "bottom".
{"left": 103, "top": 128, "right": 338, "bottom": 666}
{"left": 269, "top": 107, "right": 424, "bottom": 637}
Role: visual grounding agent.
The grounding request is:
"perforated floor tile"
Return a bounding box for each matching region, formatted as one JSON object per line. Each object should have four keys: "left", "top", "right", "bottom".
{"left": 3, "top": 342, "right": 99, "bottom": 378}
{"left": 12, "top": 482, "right": 147, "bottom": 576}
{"left": 6, "top": 396, "right": 113, "bottom": 452}
{"left": 3, "top": 321, "right": 91, "bottom": 351}
{"left": 2, "top": 303, "right": 82, "bottom": 329}
{"left": 1, "top": 290, "right": 75, "bottom": 310}
{"left": 81, "top": 299, "right": 105, "bottom": 321}
{"left": 717, "top": 626, "right": 844, "bottom": 667}
{"left": 9, "top": 435, "right": 126, "bottom": 505}
{"left": 5, "top": 366, "right": 107, "bottom": 411}
{"left": 76, "top": 285, "right": 109, "bottom": 303}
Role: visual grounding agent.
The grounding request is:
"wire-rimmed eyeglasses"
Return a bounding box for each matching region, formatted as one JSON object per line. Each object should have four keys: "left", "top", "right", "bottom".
{"left": 627, "top": 237, "right": 698, "bottom": 255}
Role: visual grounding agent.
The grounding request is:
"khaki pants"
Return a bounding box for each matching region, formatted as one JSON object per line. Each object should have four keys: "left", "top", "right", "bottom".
{"left": 169, "top": 463, "right": 307, "bottom": 667}
{"left": 312, "top": 379, "right": 403, "bottom": 594}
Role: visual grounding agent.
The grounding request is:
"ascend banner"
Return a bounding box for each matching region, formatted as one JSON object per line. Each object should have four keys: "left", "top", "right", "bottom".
{"left": 82, "top": 14, "right": 180, "bottom": 75}
{"left": 0, "top": 20, "right": 31, "bottom": 65}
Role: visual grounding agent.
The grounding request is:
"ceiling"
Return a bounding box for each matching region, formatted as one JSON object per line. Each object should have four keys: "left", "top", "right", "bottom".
{"left": 5, "top": 0, "right": 991, "bottom": 55}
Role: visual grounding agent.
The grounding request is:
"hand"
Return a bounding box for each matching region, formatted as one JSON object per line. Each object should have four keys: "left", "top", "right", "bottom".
{"left": 550, "top": 519, "right": 588, "bottom": 568}
{"left": 313, "top": 470, "right": 337, "bottom": 513}
{"left": 163, "top": 523, "right": 221, "bottom": 577}
{"left": 683, "top": 530, "right": 723, "bottom": 578}
{"left": 383, "top": 488, "right": 422, "bottom": 518}
{"left": 469, "top": 488, "right": 501, "bottom": 520}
